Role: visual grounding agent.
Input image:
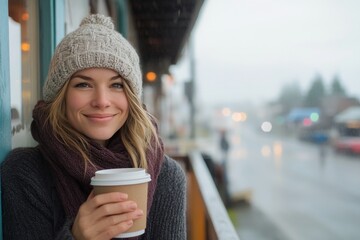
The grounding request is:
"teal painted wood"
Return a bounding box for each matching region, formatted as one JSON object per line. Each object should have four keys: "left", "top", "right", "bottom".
{"left": 0, "top": 0, "right": 11, "bottom": 239}
{"left": 39, "top": 0, "right": 65, "bottom": 92}
{"left": 115, "top": 0, "right": 129, "bottom": 37}
{"left": 0, "top": 0, "right": 11, "bottom": 160}
{"left": 39, "top": 0, "right": 55, "bottom": 93}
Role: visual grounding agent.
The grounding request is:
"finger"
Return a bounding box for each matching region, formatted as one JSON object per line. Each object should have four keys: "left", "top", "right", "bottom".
{"left": 81, "top": 200, "right": 137, "bottom": 233}
{"left": 93, "top": 200, "right": 138, "bottom": 220}
{"left": 72, "top": 195, "right": 133, "bottom": 239}
{"left": 89, "top": 209, "right": 144, "bottom": 238}
{"left": 75, "top": 192, "right": 129, "bottom": 230}
{"left": 90, "top": 192, "right": 128, "bottom": 209}
{"left": 95, "top": 220, "right": 134, "bottom": 240}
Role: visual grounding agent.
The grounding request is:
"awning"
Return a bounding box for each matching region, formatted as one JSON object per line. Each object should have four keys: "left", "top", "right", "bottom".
{"left": 129, "top": 0, "right": 205, "bottom": 75}
{"left": 334, "top": 107, "right": 360, "bottom": 123}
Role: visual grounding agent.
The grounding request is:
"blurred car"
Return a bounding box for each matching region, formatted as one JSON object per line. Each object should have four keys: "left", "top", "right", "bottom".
{"left": 333, "top": 137, "right": 360, "bottom": 154}
{"left": 298, "top": 129, "right": 329, "bottom": 144}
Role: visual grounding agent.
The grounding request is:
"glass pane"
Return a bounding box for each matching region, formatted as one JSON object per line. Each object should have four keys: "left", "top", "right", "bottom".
{"left": 9, "top": 0, "right": 39, "bottom": 148}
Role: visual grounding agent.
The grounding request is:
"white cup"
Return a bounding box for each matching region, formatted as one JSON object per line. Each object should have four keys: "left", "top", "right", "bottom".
{"left": 91, "top": 168, "right": 151, "bottom": 238}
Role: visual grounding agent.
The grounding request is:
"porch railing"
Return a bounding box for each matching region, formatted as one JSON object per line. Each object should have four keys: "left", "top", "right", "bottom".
{"left": 172, "top": 151, "right": 240, "bottom": 240}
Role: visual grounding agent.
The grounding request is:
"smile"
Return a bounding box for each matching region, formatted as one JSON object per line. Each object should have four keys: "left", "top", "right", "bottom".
{"left": 84, "top": 114, "right": 116, "bottom": 122}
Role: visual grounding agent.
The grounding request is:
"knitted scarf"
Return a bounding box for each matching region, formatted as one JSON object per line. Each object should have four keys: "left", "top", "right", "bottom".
{"left": 31, "top": 101, "right": 164, "bottom": 235}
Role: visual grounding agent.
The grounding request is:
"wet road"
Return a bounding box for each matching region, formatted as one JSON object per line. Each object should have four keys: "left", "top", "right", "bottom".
{"left": 208, "top": 123, "right": 360, "bottom": 240}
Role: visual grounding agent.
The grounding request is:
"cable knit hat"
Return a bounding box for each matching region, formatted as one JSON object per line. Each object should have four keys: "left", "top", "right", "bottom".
{"left": 43, "top": 14, "right": 142, "bottom": 102}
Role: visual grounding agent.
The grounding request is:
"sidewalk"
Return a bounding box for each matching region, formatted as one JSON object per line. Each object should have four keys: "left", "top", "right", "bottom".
{"left": 228, "top": 202, "right": 289, "bottom": 240}
{"left": 165, "top": 137, "right": 290, "bottom": 240}
{"left": 191, "top": 137, "right": 290, "bottom": 240}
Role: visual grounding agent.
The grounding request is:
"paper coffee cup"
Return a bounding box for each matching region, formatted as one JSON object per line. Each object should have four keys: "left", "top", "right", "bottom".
{"left": 91, "top": 168, "right": 151, "bottom": 238}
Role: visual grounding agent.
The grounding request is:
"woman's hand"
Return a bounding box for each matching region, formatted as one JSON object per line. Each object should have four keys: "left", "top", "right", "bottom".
{"left": 72, "top": 191, "right": 144, "bottom": 240}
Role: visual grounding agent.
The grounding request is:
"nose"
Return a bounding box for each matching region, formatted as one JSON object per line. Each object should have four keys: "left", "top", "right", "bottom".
{"left": 91, "top": 88, "right": 111, "bottom": 109}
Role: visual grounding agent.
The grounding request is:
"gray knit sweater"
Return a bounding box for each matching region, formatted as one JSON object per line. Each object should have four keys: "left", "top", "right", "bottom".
{"left": 1, "top": 147, "right": 187, "bottom": 240}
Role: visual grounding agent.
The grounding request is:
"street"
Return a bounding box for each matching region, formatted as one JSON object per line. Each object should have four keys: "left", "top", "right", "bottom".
{"left": 204, "top": 123, "right": 360, "bottom": 240}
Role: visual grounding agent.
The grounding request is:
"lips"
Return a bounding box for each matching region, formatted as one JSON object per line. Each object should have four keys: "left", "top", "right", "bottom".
{"left": 84, "top": 113, "right": 116, "bottom": 122}
{"left": 85, "top": 114, "right": 115, "bottom": 118}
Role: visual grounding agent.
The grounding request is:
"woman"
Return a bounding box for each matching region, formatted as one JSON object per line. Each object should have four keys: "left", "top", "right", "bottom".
{"left": 1, "top": 14, "right": 186, "bottom": 240}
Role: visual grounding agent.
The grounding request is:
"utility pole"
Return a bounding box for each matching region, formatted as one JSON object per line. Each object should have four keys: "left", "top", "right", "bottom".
{"left": 189, "top": 39, "right": 196, "bottom": 139}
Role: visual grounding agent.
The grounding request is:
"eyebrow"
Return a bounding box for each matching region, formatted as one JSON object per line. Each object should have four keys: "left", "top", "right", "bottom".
{"left": 71, "top": 74, "right": 122, "bottom": 81}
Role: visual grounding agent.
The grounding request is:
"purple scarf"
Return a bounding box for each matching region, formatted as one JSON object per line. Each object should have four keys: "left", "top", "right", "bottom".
{"left": 31, "top": 101, "right": 164, "bottom": 228}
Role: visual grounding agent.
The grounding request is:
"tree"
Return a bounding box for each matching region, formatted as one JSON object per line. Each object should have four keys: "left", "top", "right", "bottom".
{"left": 303, "top": 74, "right": 326, "bottom": 107}
{"left": 330, "top": 75, "right": 346, "bottom": 96}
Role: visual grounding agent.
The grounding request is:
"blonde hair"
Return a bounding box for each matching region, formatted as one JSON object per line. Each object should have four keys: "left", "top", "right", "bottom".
{"left": 47, "top": 79, "right": 159, "bottom": 170}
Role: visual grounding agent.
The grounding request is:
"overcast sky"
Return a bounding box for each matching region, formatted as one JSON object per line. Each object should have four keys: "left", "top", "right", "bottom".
{"left": 170, "top": 0, "right": 360, "bottom": 106}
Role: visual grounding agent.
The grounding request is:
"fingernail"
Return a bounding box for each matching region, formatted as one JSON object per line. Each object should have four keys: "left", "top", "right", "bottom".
{"left": 127, "top": 220, "right": 133, "bottom": 226}
{"left": 136, "top": 209, "right": 144, "bottom": 217}
{"left": 119, "top": 193, "right": 128, "bottom": 200}
{"left": 129, "top": 202, "right": 137, "bottom": 209}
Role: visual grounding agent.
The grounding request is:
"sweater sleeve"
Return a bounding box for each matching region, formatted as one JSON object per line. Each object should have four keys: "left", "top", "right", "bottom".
{"left": 1, "top": 148, "right": 75, "bottom": 240}
{"left": 143, "top": 156, "right": 187, "bottom": 240}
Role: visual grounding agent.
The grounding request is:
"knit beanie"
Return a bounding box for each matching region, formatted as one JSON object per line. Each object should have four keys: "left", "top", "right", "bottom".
{"left": 43, "top": 14, "right": 142, "bottom": 102}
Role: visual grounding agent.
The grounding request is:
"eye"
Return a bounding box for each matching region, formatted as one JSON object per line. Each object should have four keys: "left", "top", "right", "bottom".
{"left": 74, "top": 82, "right": 91, "bottom": 88}
{"left": 112, "top": 82, "right": 124, "bottom": 89}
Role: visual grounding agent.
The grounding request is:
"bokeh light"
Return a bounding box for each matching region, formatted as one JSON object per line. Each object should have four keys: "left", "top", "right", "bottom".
{"left": 261, "top": 121, "right": 272, "bottom": 132}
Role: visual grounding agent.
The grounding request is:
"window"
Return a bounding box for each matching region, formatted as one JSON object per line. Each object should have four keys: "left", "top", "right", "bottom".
{"left": 9, "top": 0, "right": 39, "bottom": 148}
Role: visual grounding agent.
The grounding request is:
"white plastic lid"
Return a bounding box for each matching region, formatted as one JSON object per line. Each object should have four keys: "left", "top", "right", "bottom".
{"left": 91, "top": 168, "right": 151, "bottom": 186}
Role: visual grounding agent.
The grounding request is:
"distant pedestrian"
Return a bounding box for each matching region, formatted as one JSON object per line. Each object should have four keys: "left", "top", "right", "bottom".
{"left": 314, "top": 130, "right": 328, "bottom": 168}
{"left": 220, "top": 129, "right": 230, "bottom": 161}
{"left": 219, "top": 129, "right": 231, "bottom": 205}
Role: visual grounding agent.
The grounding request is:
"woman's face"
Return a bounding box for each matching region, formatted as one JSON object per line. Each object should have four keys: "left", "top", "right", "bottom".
{"left": 65, "top": 68, "right": 129, "bottom": 145}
